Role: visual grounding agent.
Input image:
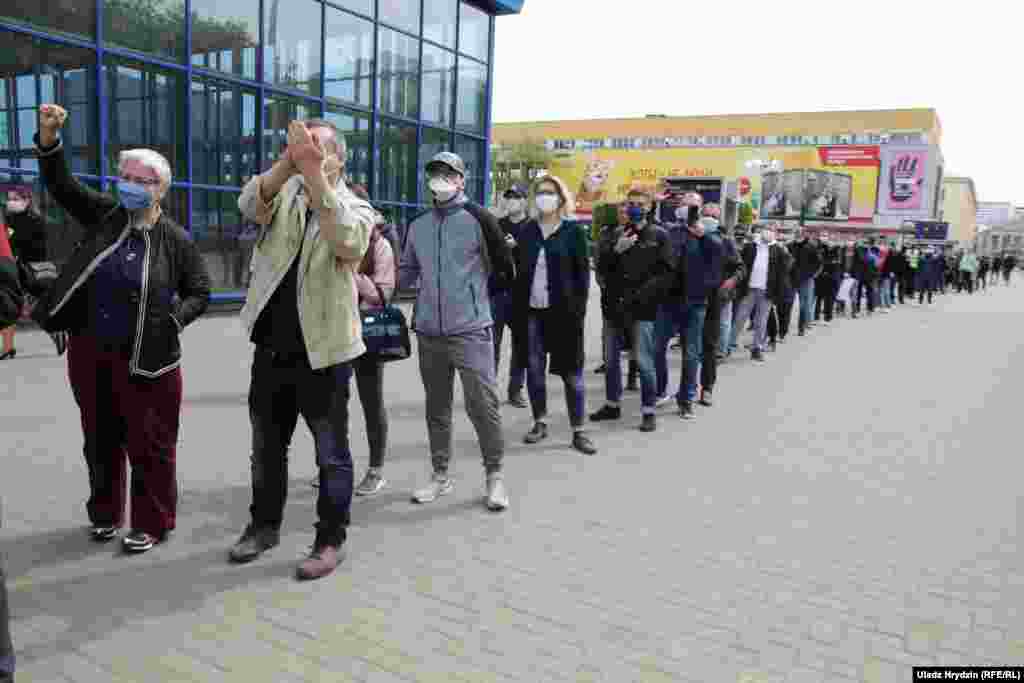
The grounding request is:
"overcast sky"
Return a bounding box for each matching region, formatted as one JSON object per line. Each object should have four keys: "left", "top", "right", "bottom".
{"left": 492, "top": 0, "right": 1018, "bottom": 206}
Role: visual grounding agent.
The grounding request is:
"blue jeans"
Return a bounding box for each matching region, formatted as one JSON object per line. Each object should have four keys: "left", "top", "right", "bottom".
{"left": 491, "top": 291, "right": 526, "bottom": 396}
{"left": 527, "top": 313, "right": 585, "bottom": 427}
{"left": 719, "top": 299, "right": 733, "bottom": 356}
{"left": 249, "top": 348, "right": 354, "bottom": 546}
{"left": 730, "top": 288, "right": 772, "bottom": 352}
{"left": 654, "top": 304, "right": 679, "bottom": 398}
{"left": 675, "top": 302, "right": 707, "bottom": 405}
{"left": 798, "top": 279, "right": 815, "bottom": 332}
{"left": 606, "top": 320, "right": 657, "bottom": 412}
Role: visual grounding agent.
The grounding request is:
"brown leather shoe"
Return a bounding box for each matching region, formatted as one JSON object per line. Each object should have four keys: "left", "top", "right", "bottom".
{"left": 296, "top": 544, "right": 344, "bottom": 581}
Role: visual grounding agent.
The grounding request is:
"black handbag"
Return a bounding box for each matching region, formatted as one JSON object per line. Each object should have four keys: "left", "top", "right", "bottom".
{"left": 360, "top": 284, "right": 411, "bottom": 363}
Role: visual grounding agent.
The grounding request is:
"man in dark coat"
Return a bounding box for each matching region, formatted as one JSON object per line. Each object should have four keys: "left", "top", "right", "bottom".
{"left": 591, "top": 189, "right": 674, "bottom": 432}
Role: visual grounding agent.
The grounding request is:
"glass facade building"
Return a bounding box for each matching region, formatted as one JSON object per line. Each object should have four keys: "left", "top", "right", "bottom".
{"left": 0, "top": 0, "right": 521, "bottom": 300}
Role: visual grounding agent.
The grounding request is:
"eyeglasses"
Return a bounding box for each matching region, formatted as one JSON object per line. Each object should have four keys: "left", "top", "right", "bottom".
{"left": 121, "top": 174, "right": 161, "bottom": 187}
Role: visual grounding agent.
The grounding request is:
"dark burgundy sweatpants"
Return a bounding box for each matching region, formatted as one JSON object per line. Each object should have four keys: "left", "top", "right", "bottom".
{"left": 67, "top": 335, "right": 182, "bottom": 538}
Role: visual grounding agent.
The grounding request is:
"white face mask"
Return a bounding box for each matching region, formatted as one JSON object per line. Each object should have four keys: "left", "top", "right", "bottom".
{"left": 535, "top": 194, "right": 561, "bottom": 215}
{"left": 506, "top": 198, "right": 525, "bottom": 215}
{"left": 6, "top": 199, "right": 27, "bottom": 214}
{"left": 429, "top": 176, "right": 458, "bottom": 203}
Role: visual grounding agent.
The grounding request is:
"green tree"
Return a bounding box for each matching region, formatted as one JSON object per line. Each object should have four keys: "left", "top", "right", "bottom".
{"left": 490, "top": 138, "right": 552, "bottom": 197}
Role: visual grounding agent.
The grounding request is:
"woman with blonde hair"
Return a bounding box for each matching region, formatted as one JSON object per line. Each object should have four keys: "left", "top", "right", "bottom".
{"left": 511, "top": 175, "right": 596, "bottom": 455}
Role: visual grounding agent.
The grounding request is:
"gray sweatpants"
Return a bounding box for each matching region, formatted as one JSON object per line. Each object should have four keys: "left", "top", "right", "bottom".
{"left": 417, "top": 328, "right": 504, "bottom": 475}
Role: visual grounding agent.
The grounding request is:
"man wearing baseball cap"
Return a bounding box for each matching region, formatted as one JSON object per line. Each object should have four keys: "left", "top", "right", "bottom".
{"left": 494, "top": 184, "right": 529, "bottom": 408}
{"left": 399, "top": 152, "right": 515, "bottom": 511}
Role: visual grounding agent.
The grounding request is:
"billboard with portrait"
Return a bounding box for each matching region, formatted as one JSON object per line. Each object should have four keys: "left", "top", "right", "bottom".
{"left": 803, "top": 170, "right": 852, "bottom": 220}
{"left": 760, "top": 170, "right": 804, "bottom": 219}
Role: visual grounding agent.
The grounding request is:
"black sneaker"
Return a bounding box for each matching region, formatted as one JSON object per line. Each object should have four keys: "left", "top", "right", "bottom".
{"left": 122, "top": 530, "right": 159, "bottom": 553}
{"left": 523, "top": 422, "right": 548, "bottom": 444}
{"left": 698, "top": 389, "right": 713, "bottom": 407}
{"left": 678, "top": 401, "right": 695, "bottom": 420}
{"left": 91, "top": 525, "right": 120, "bottom": 542}
{"left": 572, "top": 432, "right": 597, "bottom": 455}
{"left": 229, "top": 525, "right": 281, "bottom": 564}
{"left": 589, "top": 405, "right": 621, "bottom": 422}
{"left": 507, "top": 392, "right": 527, "bottom": 409}
{"left": 752, "top": 349, "right": 765, "bottom": 362}
{"left": 639, "top": 414, "right": 657, "bottom": 432}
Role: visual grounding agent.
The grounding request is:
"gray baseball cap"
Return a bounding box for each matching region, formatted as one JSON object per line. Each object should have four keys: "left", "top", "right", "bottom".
{"left": 425, "top": 151, "right": 466, "bottom": 177}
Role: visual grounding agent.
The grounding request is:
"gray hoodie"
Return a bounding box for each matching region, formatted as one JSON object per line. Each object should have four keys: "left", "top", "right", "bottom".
{"left": 399, "top": 194, "right": 496, "bottom": 337}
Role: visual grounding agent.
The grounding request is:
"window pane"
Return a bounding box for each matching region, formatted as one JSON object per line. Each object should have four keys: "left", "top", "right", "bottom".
{"left": 330, "top": 0, "right": 374, "bottom": 18}
{"left": 375, "top": 119, "right": 417, "bottom": 203}
{"left": 192, "top": 188, "right": 254, "bottom": 292}
{"left": 379, "top": 0, "right": 420, "bottom": 36}
{"left": 263, "top": 94, "right": 321, "bottom": 170}
{"left": 377, "top": 28, "right": 419, "bottom": 119}
{"left": 421, "top": 45, "right": 454, "bottom": 126}
{"left": 456, "top": 58, "right": 486, "bottom": 133}
{"left": 325, "top": 104, "right": 371, "bottom": 189}
{"left": 419, "top": 126, "right": 449, "bottom": 177}
{"left": 163, "top": 185, "right": 189, "bottom": 230}
{"left": 191, "top": 76, "right": 259, "bottom": 187}
{"left": 458, "top": 2, "right": 489, "bottom": 61}
{"left": 104, "top": 0, "right": 185, "bottom": 61}
{"left": 190, "top": 0, "right": 259, "bottom": 80}
{"left": 324, "top": 8, "right": 374, "bottom": 108}
{"left": 0, "top": 33, "right": 100, "bottom": 174}
{"left": 455, "top": 135, "right": 483, "bottom": 203}
{"left": 424, "top": 0, "right": 456, "bottom": 47}
{"left": 264, "top": 0, "right": 322, "bottom": 94}
{"left": 105, "top": 57, "right": 187, "bottom": 179}
{"left": 0, "top": 2, "right": 97, "bottom": 41}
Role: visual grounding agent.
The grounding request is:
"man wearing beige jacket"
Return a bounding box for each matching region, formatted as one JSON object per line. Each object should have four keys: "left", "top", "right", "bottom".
{"left": 228, "top": 118, "right": 375, "bottom": 581}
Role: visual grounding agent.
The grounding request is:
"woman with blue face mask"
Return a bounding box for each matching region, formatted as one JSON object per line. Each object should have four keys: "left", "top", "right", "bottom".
{"left": 30, "top": 103, "right": 211, "bottom": 554}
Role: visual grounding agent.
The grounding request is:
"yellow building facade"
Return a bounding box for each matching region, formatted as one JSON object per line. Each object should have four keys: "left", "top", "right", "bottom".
{"left": 941, "top": 177, "right": 979, "bottom": 246}
{"left": 493, "top": 109, "right": 946, "bottom": 231}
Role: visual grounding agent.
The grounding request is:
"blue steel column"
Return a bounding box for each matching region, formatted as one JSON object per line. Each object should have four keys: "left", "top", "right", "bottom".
{"left": 481, "top": 13, "right": 494, "bottom": 205}
{"left": 184, "top": 0, "right": 193, "bottom": 233}
{"left": 96, "top": 0, "right": 109, "bottom": 190}
{"left": 368, "top": 0, "right": 379, "bottom": 199}
{"left": 414, "top": 0, "right": 425, "bottom": 206}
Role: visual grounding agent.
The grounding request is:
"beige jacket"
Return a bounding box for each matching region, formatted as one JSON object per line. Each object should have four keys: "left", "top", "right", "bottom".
{"left": 238, "top": 173, "right": 376, "bottom": 369}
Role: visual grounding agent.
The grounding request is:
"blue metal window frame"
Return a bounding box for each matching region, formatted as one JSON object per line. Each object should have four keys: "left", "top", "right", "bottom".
{"left": 0, "top": 0, "right": 496, "bottom": 302}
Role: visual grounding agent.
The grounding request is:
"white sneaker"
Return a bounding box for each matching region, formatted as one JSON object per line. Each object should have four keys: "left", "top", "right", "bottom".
{"left": 411, "top": 472, "right": 453, "bottom": 504}
{"left": 485, "top": 474, "right": 509, "bottom": 511}
{"left": 656, "top": 394, "right": 673, "bottom": 408}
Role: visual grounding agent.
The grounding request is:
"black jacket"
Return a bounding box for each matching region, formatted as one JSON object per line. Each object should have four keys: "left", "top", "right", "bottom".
{"left": 789, "top": 238, "right": 822, "bottom": 284}
{"left": 0, "top": 229, "right": 22, "bottom": 328}
{"left": 737, "top": 241, "right": 790, "bottom": 304}
{"left": 32, "top": 135, "right": 211, "bottom": 378}
{"left": 818, "top": 244, "right": 842, "bottom": 279}
{"left": 596, "top": 222, "right": 675, "bottom": 324}
{"left": 6, "top": 210, "right": 49, "bottom": 263}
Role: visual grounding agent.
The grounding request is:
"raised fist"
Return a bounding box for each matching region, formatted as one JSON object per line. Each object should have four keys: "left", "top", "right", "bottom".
{"left": 38, "top": 103, "right": 68, "bottom": 137}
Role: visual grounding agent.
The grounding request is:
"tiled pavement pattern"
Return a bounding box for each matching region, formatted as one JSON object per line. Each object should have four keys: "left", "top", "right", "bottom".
{"left": 3, "top": 279, "right": 1024, "bottom": 682}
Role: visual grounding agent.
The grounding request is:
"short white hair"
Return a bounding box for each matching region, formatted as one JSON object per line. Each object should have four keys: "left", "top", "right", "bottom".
{"left": 119, "top": 149, "right": 172, "bottom": 186}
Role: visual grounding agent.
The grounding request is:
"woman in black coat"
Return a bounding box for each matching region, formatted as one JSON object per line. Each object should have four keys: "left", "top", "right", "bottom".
{"left": 33, "top": 103, "right": 211, "bottom": 554}
{"left": 512, "top": 176, "right": 596, "bottom": 455}
{"left": 1, "top": 187, "right": 50, "bottom": 359}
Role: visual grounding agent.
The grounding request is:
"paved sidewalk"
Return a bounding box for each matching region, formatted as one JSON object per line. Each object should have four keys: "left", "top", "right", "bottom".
{"left": 3, "top": 281, "right": 1024, "bottom": 682}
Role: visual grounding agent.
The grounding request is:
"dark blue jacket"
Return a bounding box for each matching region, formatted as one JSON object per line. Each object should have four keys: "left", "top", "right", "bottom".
{"left": 675, "top": 219, "right": 727, "bottom": 304}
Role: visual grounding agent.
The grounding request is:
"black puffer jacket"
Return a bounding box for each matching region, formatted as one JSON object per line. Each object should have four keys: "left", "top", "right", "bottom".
{"left": 32, "top": 134, "right": 210, "bottom": 378}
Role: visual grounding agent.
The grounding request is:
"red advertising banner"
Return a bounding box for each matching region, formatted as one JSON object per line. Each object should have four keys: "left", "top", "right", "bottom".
{"left": 817, "top": 145, "right": 881, "bottom": 167}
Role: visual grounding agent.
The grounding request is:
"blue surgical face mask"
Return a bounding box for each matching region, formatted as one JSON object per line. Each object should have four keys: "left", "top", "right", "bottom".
{"left": 626, "top": 206, "right": 646, "bottom": 223}
{"left": 117, "top": 180, "right": 155, "bottom": 211}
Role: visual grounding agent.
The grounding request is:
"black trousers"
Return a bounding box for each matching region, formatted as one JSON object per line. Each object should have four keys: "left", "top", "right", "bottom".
{"left": 853, "top": 280, "right": 876, "bottom": 315}
{"left": 899, "top": 273, "right": 914, "bottom": 302}
{"left": 354, "top": 355, "right": 388, "bottom": 469}
{"left": 777, "top": 290, "right": 795, "bottom": 338}
{"left": 248, "top": 348, "right": 354, "bottom": 546}
{"left": 700, "top": 294, "right": 723, "bottom": 391}
{"left": 814, "top": 274, "right": 837, "bottom": 321}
